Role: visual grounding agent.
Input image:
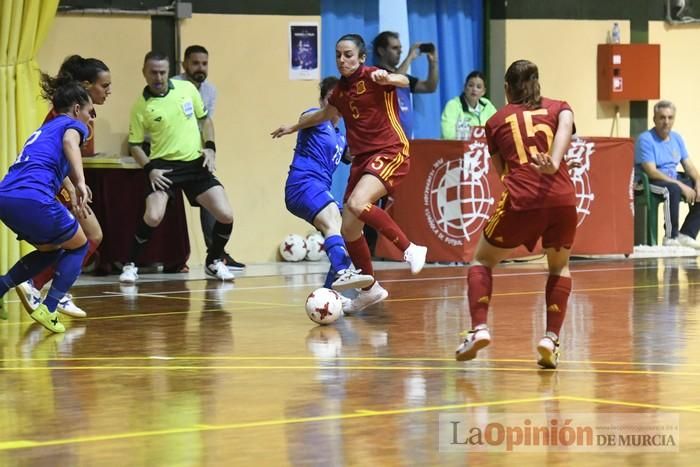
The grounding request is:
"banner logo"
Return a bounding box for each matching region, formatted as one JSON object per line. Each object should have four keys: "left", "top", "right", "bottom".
{"left": 424, "top": 135, "right": 596, "bottom": 245}
{"left": 566, "top": 138, "right": 596, "bottom": 227}
{"left": 424, "top": 139, "right": 494, "bottom": 245}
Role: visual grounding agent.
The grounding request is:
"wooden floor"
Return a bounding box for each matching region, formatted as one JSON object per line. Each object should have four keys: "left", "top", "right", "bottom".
{"left": 0, "top": 257, "right": 699, "bottom": 465}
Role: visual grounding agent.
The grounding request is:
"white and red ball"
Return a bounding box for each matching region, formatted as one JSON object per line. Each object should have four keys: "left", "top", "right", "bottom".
{"left": 305, "top": 287, "right": 343, "bottom": 325}
{"left": 305, "top": 233, "right": 325, "bottom": 261}
{"left": 279, "top": 234, "right": 307, "bottom": 262}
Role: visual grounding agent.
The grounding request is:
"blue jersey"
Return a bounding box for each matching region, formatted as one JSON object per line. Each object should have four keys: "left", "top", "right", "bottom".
{"left": 0, "top": 115, "right": 87, "bottom": 200}
{"left": 288, "top": 108, "right": 347, "bottom": 187}
{"left": 635, "top": 128, "right": 688, "bottom": 180}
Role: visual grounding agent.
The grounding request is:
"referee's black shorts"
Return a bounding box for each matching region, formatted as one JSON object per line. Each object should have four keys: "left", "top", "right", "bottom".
{"left": 146, "top": 156, "right": 222, "bottom": 206}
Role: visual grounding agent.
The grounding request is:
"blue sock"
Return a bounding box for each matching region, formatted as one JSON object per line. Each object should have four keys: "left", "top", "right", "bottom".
{"left": 43, "top": 243, "right": 88, "bottom": 312}
{"left": 324, "top": 235, "right": 352, "bottom": 274}
{"left": 323, "top": 267, "right": 336, "bottom": 289}
{"left": 0, "top": 250, "right": 62, "bottom": 297}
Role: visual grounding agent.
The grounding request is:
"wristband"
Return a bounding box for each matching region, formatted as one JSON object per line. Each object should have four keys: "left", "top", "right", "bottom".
{"left": 144, "top": 161, "right": 154, "bottom": 173}
{"left": 204, "top": 141, "right": 216, "bottom": 152}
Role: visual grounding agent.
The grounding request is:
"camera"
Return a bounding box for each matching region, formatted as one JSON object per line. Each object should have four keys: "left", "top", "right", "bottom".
{"left": 419, "top": 43, "right": 435, "bottom": 53}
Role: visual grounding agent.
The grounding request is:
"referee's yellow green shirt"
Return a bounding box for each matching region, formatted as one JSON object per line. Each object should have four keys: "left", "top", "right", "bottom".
{"left": 129, "top": 79, "right": 207, "bottom": 161}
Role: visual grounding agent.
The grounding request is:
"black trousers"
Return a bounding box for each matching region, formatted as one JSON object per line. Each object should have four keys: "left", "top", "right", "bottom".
{"left": 650, "top": 174, "right": 700, "bottom": 239}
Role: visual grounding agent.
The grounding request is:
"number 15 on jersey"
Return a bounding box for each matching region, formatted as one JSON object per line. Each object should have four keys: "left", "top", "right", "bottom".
{"left": 504, "top": 109, "right": 553, "bottom": 164}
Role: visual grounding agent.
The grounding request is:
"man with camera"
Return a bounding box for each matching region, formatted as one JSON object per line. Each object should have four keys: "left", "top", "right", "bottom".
{"left": 371, "top": 31, "right": 439, "bottom": 137}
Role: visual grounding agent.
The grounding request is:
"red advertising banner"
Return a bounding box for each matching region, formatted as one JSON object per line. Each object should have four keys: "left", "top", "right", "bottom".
{"left": 376, "top": 131, "right": 635, "bottom": 262}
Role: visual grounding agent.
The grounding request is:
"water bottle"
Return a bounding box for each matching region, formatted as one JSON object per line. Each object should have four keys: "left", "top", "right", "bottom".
{"left": 611, "top": 22, "right": 621, "bottom": 44}
{"left": 463, "top": 120, "right": 471, "bottom": 140}
{"left": 455, "top": 118, "right": 470, "bottom": 140}
{"left": 455, "top": 118, "right": 465, "bottom": 140}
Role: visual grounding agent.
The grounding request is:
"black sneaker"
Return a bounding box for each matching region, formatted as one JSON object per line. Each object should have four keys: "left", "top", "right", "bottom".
{"left": 222, "top": 252, "right": 245, "bottom": 271}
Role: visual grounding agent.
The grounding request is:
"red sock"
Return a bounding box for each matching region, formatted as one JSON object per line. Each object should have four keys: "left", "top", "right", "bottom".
{"left": 82, "top": 239, "right": 99, "bottom": 268}
{"left": 345, "top": 236, "right": 374, "bottom": 279}
{"left": 545, "top": 275, "right": 572, "bottom": 336}
{"left": 468, "top": 265, "right": 492, "bottom": 327}
{"left": 357, "top": 204, "right": 410, "bottom": 252}
{"left": 32, "top": 239, "right": 99, "bottom": 289}
{"left": 32, "top": 265, "right": 55, "bottom": 290}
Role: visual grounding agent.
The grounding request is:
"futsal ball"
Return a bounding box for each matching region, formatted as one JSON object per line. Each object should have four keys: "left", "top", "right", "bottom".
{"left": 279, "top": 234, "right": 307, "bottom": 262}
{"left": 305, "top": 233, "right": 325, "bottom": 261}
{"left": 305, "top": 287, "right": 343, "bottom": 325}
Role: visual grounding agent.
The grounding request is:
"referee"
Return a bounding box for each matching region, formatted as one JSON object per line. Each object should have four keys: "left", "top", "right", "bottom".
{"left": 120, "top": 51, "right": 235, "bottom": 283}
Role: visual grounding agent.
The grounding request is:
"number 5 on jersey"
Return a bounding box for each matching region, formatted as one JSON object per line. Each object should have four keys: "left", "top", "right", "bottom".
{"left": 349, "top": 100, "right": 360, "bottom": 119}
{"left": 505, "top": 109, "right": 553, "bottom": 164}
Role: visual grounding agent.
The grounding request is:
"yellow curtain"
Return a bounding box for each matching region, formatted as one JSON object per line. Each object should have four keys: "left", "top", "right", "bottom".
{"left": 0, "top": 0, "right": 59, "bottom": 272}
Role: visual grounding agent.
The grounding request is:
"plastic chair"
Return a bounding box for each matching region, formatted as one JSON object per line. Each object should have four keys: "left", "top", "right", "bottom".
{"left": 633, "top": 172, "right": 667, "bottom": 245}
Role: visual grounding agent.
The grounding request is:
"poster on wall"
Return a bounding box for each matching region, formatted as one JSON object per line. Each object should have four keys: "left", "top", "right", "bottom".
{"left": 289, "top": 22, "right": 319, "bottom": 80}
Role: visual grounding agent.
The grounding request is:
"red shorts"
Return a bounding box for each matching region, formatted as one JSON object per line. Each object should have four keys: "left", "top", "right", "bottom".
{"left": 483, "top": 192, "right": 577, "bottom": 251}
{"left": 343, "top": 149, "right": 410, "bottom": 202}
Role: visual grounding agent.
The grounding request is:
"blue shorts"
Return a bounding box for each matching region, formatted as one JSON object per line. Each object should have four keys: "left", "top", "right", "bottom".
{"left": 0, "top": 195, "right": 79, "bottom": 246}
{"left": 285, "top": 178, "right": 338, "bottom": 225}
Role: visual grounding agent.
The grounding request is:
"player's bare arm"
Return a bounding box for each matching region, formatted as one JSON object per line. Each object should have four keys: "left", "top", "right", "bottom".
{"left": 271, "top": 104, "right": 340, "bottom": 138}
{"left": 549, "top": 110, "right": 574, "bottom": 168}
{"left": 63, "top": 129, "right": 89, "bottom": 218}
{"left": 533, "top": 110, "right": 574, "bottom": 175}
{"left": 370, "top": 69, "right": 409, "bottom": 88}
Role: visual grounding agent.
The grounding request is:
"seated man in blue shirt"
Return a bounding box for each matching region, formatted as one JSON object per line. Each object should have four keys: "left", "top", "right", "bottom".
{"left": 635, "top": 100, "right": 700, "bottom": 247}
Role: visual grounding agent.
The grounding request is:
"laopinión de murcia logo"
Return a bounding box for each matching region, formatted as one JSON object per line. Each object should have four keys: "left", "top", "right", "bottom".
{"left": 424, "top": 132, "right": 596, "bottom": 245}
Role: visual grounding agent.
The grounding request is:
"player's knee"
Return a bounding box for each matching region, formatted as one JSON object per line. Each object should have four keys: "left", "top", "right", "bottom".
{"left": 216, "top": 210, "right": 234, "bottom": 224}
{"left": 344, "top": 197, "right": 365, "bottom": 218}
{"left": 547, "top": 263, "right": 569, "bottom": 276}
{"left": 340, "top": 223, "right": 362, "bottom": 240}
{"left": 87, "top": 228, "right": 103, "bottom": 246}
{"left": 143, "top": 212, "right": 164, "bottom": 227}
{"left": 315, "top": 219, "right": 335, "bottom": 235}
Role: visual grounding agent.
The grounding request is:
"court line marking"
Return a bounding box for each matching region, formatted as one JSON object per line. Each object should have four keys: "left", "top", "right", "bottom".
{"left": 0, "top": 393, "right": 696, "bottom": 451}
{"left": 100, "top": 291, "right": 294, "bottom": 308}
{"left": 0, "top": 396, "right": 556, "bottom": 451}
{"left": 557, "top": 395, "right": 700, "bottom": 413}
{"left": 0, "top": 306, "right": 271, "bottom": 327}
{"left": 2, "top": 263, "right": 666, "bottom": 304}
{"left": 0, "top": 272, "right": 693, "bottom": 327}
{"left": 40, "top": 276, "right": 696, "bottom": 306}
{"left": 2, "top": 364, "right": 700, "bottom": 377}
{"left": 0, "top": 355, "right": 696, "bottom": 368}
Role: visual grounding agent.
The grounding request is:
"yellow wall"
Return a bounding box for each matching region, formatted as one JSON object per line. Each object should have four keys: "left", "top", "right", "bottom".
{"left": 490, "top": 18, "right": 700, "bottom": 243}
{"left": 38, "top": 13, "right": 318, "bottom": 264}
{"left": 648, "top": 21, "right": 700, "bottom": 236}
{"left": 489, "top": 19, "right": 631, "bottom": 138}
{"left": 37, "top": 16, "right": 151, "bottom": 156}
{"left": 649, "top": 21, "right": 700, "bottom": 153}
{"left": 179, "top": 14, "right": 318, "bottom": 264}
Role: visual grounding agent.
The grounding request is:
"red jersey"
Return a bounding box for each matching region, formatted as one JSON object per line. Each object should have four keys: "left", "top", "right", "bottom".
{"left": 44, "top": 107, "right": 96, "bottom": 157}
{"left": 485, "top": 97, "right": 576, "bottom": 210}
{"left": 328, "top": 65, "right": 409, "bottom": 158}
